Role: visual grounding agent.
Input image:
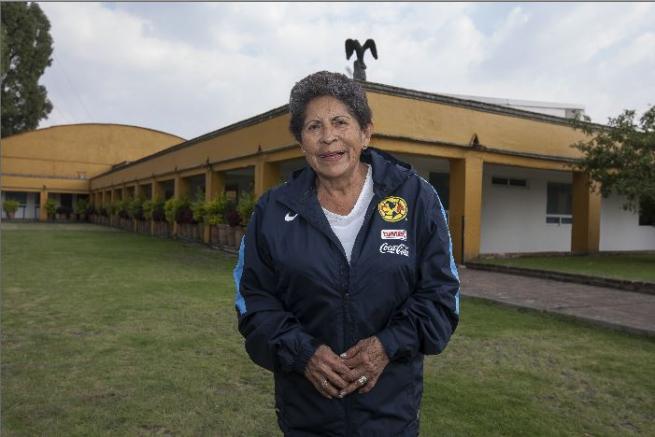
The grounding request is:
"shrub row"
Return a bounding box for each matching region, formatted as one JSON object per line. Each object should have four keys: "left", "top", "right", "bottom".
{"left": 88, "top": 192, "right": 256, "bottom": 226}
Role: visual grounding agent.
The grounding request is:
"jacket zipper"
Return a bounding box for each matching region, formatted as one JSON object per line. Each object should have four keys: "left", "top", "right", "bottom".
{"left": 343, "top": 194, "right": 381, "bottom": 437}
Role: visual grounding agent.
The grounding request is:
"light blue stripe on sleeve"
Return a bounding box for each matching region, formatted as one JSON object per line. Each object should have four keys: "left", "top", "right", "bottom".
{"left": 233, "top": 236, "right": 247, "bottom": 316}
{"left": 437, "top": 195, "right": 461, "bottom": 315}
{"left": 420, "top": 176, "right": 461, "bottom": 315}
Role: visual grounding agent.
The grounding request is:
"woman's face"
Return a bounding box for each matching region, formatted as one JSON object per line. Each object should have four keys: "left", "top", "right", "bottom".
{"left": 300, "top": 95, "right": 372, "bottom": 183}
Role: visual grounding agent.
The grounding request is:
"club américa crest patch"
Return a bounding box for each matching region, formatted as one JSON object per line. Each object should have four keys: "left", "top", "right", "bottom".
{"left": 377, "top": 196, "right": 408, "bottom": 223}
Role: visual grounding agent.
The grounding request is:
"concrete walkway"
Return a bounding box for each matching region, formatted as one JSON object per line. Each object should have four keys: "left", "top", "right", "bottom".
{"left": 460, "top": 267, "right": 655, "bottom": 336}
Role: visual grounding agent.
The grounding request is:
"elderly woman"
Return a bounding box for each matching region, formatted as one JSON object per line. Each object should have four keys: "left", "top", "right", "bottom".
{"left": 234, "top": 71, "right": 460, "bottom": 436}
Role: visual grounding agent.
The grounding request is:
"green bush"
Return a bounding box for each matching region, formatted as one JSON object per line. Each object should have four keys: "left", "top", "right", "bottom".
{"left": 128, "top": 197, "right": 145, "bottom": 220}
{"left": 3, "top": 199, "right": 20, "bottom": 215}
{"left": 74, "top": 198, "right": 88, "bottom": 218}
{"left": 164, "top": 197, "right": 191, "bottom": 224}
{"left": 191, "top": 199, "right": 207, "bottom": 224}
{"left": 143, "top": 198, "right": 166, "bottom": 222}
{"left": 117, "top": 199, "right": 130, "bottom": 219}
{"left": 205, "top": 193, "right": 229, "bottom": 225}
{"left": 152, "top": 199, "right": 165, "bottom": 222}
{"left": 190, "top": 189, "right": 206, "bottom": 224}
{"left": 164, "top": 198, "right": 177, "bottom": 224}
{"left": 45, "top": 199, "right": 57, "bottom": 218}
{"left": 176, "top": 198, "right": 193, "bottom": 224}
{"left": 237, "top": 192, "right": 256, "bottom": 227}
{"left": 143, "top": 199, "right": 155, "bottom": 220}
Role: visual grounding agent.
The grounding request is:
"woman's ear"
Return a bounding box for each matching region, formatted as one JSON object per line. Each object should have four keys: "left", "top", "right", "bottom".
{"left": 362, "top": 123, "right": 373, "bottom": 145}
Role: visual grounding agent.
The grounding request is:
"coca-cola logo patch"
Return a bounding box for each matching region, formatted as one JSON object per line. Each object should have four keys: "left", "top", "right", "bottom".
{"left": 379, "top": 243, "right": 410, "bottom": 257}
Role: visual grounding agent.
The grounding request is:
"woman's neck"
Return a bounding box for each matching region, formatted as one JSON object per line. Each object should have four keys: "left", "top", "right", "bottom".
{"left": 316, "top": 162, "right": 369, "bottom": 215}
{"left": 317, "top": 162, "right": 367, "bottom": 195}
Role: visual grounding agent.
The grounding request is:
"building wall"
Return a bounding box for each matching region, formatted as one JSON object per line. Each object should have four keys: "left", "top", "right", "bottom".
{"left": 480, "top": 164, "right": 573, "bottom": 254}
{"left": 90, "top": 114, "right": 294, "bottom": 190}
{"left": 367, "top": 91, "right": 590, "bottom": 160}
{"left": 600, "top": 194, "right": 655, "bottom": 251}
{"left": 1, "top": 124, "right": 185, "bottom": 195}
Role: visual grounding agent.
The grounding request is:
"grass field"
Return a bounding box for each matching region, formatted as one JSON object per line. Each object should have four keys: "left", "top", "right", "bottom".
{"left": 2, "top": 223, "right": 654, "bottom": 436}
{"left": 478, "top": 253, "right": 655, "bottom": 283}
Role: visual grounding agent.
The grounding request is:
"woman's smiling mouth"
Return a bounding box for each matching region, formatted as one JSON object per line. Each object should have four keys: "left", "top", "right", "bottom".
{"left": 318, "top": 151, "right": 346, "bottom": 160}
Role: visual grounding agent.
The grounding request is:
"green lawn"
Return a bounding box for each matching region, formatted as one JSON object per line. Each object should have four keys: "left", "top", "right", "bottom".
{"left": 2, "top": 223, "right": 654, "bottom": 436}
{"left": 477, "top": 253, "right": 655, "bottom": 283}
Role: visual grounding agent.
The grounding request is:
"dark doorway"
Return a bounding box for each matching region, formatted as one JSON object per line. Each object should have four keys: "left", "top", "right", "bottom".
{"left": 429, "top": 172, "right": 449, "bottom": 210}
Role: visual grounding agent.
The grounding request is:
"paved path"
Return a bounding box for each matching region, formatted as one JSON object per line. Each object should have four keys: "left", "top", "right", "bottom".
{"left": 460, "top": 267, "right": 655, "bottom": 336}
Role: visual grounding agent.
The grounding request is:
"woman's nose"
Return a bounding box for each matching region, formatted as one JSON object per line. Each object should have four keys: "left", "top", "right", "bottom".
{"left": 321, "top": 125, "right": 337, "bottom": 144}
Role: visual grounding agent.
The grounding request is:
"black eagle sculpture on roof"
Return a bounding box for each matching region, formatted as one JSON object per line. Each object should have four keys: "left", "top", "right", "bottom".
{"left": 345, "top": 38, "right": 378, "bottom": 81}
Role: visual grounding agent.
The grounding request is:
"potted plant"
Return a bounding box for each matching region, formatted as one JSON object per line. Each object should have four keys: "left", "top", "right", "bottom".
{"left": 175, "top": 197, "right": 193, "bottom": 239}
{"left": 152, "top": 198, "right": 166, "bottom": 236}
{"left": 109, "top": 201, "right": 120, "bottom": 226}
{"left": 128, "top": 197, "right": 145, "bottom": 221}
{"left": 164, "top": 197, "right": 179, "bottom": 225}
{"left": 225, "top": 209, "right": 241, "bottom": 249}
{"left": 236, "top": 192, "right": 256, "bottom": 246}
{"left": 86, "top": 203, "right": 96, "bottom": 222}
{"left": 144, "top": 198, "right": 165, "bottom": 235}
{"left": 45, "top": 199, "right": 57, "bottom": 221}
{"left": 2, "top": 199, "right": 20, "bottom": 219}
{"left": 221, "top": 198, "right": 237, "bottom": 246}
{"left": 74, "top": 198, "right": 89, "bottom": 221}
{"left": 191, "top": 196, "right": 207, "bottom": 242}
{"left": 117, "top": 198, "right": 130, "bottom": 228}
{"left": 205, "top": 193, "right": 230, "bottom": 246}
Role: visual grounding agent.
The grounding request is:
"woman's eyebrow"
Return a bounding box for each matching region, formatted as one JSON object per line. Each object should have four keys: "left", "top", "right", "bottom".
{"left": 303, "top": 119, "right": 321, "bottom": 128}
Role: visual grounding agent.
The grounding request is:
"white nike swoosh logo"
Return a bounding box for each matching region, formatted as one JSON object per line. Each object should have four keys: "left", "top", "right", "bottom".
{"left": 285, "top": 213, "right": 298, "bottom": 222}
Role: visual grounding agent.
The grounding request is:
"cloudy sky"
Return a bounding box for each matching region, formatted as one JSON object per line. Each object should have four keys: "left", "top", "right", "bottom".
{"left": 38, "top": 2, "right": 655, "bottom": 140}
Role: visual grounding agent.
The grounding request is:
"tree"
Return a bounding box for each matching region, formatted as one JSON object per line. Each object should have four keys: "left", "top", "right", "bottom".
{"left": 572, "top": 105, "right": 655, "bottom": 223}
{"left": 1, "top": 2, "right": 53, "bottom": 137}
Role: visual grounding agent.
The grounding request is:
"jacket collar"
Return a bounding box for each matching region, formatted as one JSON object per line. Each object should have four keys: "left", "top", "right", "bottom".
{"left": 274, "top": 148, "right": 413, "bottom": 252}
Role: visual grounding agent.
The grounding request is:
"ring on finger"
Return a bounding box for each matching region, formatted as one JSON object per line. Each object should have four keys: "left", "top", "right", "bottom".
{"left": 357, "top": 375, "right": 368, "bottom": 386}
{"left": 321, "top": 379, "right": 329, "bottom": 388}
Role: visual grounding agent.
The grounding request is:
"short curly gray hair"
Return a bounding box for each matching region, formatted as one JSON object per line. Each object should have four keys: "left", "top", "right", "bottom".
{"left": 288, "top": 71, "right": 372, "bottom": 142}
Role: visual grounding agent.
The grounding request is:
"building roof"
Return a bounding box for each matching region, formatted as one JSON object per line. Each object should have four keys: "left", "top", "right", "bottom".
{"left": 91, "top": 81, "right": 600, "bottom": 180}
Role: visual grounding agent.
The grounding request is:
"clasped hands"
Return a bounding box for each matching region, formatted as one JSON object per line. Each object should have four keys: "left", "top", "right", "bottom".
{"left": 304, "top": 337, "right": 390, "bottom": 399}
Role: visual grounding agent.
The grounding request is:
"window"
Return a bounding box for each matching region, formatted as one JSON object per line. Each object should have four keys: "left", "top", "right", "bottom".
{"left": 492, "top": 176, "right": 507, "bottom": 185}
{"left": 639, "top": 197, "right": 655, "bottom": 226}
{"left": 5, "top": 192, "right": 27, "bottom": 205}
{"left": 546, "top": 182, "right": 572, "bottom": 224}
{"left": 492, "top": 176, "right": 528, "bottom": 188}
{"left": 428, "top": 172, "right": 449, "bottom": 210}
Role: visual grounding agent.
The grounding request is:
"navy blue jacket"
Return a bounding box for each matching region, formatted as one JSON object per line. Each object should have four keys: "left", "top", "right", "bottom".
{"left": 234, "top": 148, "right": 460, "bottom": 436}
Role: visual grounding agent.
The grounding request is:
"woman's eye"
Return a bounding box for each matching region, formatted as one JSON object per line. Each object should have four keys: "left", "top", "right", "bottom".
{"left": 307, "top": 124, "right": 320, "bottom": 131}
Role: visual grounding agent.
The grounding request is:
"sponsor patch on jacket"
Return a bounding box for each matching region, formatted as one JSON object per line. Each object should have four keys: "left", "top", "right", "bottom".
{"left": 379, "top": 242, "right": 410, "bottom": 257}
{"left": 381, "top": 229, "right": 407, "bottom": 240}
{"left": 377, "top": 196, "right": 408, "bottom": 223}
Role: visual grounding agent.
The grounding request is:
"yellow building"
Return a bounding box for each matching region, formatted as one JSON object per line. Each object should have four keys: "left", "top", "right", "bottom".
{"left": 3, "top": 83, "right": 653, "bottom": 261}
{"left": 1, "top": 123, "right": 185, "bottom": 220}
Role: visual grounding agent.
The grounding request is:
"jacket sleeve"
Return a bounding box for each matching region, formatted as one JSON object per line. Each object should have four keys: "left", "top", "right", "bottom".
{"left": 234, "top": 194, "right": 319, "bottom": 373}
{"left": 376, "top": 184, "right": 460, "bottom": 361}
